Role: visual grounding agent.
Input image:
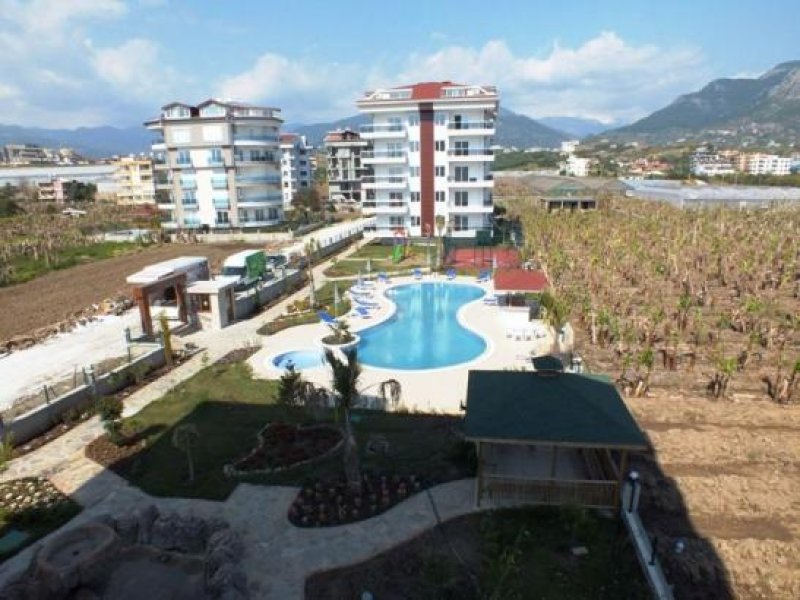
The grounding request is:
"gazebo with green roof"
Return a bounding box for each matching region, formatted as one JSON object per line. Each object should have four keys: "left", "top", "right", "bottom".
{"left": 464, "top": 368, "right": 649, "bottom": 509}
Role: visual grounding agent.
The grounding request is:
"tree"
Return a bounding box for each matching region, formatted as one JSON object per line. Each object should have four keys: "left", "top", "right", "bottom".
{"left": 277, "top": 363, "right": 305, "bottom": 406}
{"left": 63, "top": 180, "right": 96, "bottom": 203}
{"left": 435, "top": 214, "right": 446, "bottom": 268}
{"left": 539, "top": 290, "right": 571, "bottom": 356}
{"left": 172, "top": 423, "right": 200, "bottom": 483}
{"left": 292, "top": 188, "right": 322, "bottom": 218}
{"left": 96, "top": 396, "right": 124, "bottom": 445}
{"left": 324, "top": 348, "right": 362, "bottom": 494}
{"left": 378, "top": 379, "right": 402, "bottom": 410}
{"left": 304, "top": 237, "right": 319, "bottom": 308}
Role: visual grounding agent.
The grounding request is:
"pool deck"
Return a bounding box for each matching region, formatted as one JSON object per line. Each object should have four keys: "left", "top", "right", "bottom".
{"left": 249, "top": 274, "right": 573, "bottom": 414}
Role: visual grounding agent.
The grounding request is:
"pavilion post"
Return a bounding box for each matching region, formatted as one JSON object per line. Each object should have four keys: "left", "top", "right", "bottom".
{"left": 616, "top": 450, "right": 629, "bottom": 508}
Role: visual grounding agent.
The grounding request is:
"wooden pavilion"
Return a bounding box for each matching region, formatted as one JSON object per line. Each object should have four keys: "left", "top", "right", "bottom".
{"left": 464, "top": 366, "right": 649, "bottom": 509}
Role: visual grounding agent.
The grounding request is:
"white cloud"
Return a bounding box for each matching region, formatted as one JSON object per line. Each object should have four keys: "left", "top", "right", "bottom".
{"left": 219, "top": 32, "right": 708, "bottom": 125}
{"left": 394, "top": 33, "right": 708, "bottom": 123}
{"left": 91, "top": 38, "right": 178, "bottom": 101}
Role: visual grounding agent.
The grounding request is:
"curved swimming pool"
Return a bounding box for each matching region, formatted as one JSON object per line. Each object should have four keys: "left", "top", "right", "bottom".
{"left": 272, "top": 349, "right": 326, "bottom": 370}
{"left": 358, "top": 282, "right": 486, "bottom": 370}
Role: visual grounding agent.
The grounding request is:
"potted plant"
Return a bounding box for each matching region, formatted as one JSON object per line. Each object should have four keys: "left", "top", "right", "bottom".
{"left": 319, "top": 318, "right": 360, "bottom": 353}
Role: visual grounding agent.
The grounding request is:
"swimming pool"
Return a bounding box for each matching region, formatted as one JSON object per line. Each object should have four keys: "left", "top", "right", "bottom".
{"left": 358, "top": 282, "right": 487, "bottom": 370}
{"left": 272, "top": 349, "right": 326, "bottom": 370}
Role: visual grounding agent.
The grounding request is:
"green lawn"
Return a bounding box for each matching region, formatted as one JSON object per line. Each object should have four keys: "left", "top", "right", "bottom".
{"left": 7, "top": 241, "right": 141, "bottom": 286}
{"left": 100, "top": 360, "right": 472, "bottom": 500}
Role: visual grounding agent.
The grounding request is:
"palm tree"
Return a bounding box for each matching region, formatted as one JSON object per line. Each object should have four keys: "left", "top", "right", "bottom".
{"left": 172, "top": 423, "right": 200, "bottom": 483}
{"left": 324, "top": 348, "right": 362, "bottom": 493}
{"left": 539, "top": 290, "right": 570, "bottom": 356}
{"left": 435, "top": 214, "right": 446, "bottom": 268}
{"left": 304, "top": 237, "right": 319, "bottom": 308}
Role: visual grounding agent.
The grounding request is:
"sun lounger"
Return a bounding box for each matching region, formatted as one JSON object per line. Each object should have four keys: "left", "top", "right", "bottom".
{"left": 446, "top": 268, "right": 456, "bottom": 280}
{"left": 354, "top": 296, "right": 379, "bottom": 309}
{"left": 413, "top": 268, "right": 422, "bottom": 280}
{"left": 354, "top": 306, "right": 371, "bottom": 318}
{"left": 483, "top": 294, "right": 498, "bottom": 305}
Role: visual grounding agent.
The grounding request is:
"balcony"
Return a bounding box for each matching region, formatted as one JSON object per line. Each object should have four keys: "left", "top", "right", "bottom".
{"left": 239, "top": 219, "right": 282, "bottom": 228}
{"left": 175, "top": 158, "right": 193, "bottom": 168}
{"left": 447, "top": 148, "right": 494, "bottom": 161}
{"left": 237, "top": 193, "right": 283, "bottom": 207}
{"left": 449, "top": 202, "right": 493, "bottom": 213}
{"left": 181, "top": 202, "right": 199, "bottom": 211}
{"left": 236, "top": 175, "right": 281, "bottom": 186}
{"left": 182, "top": 218, "right": 202, "bottom": 228}
{"left": 211, "top": 178, "right": 228, "bottom": 190}
{"left": 151, "top": 137, "right": 166, "bottom": 151}
{"left": 447, "top": 121, "right": 495, "bottom": 135}
{"left": 180, "top": 180, "right": 197, "bottom": 190}
{"left": 361, "top": 175, "right": 407, "bottom": 190}
{"left": 214, "top": 221, "right": 231, "bottom": 229}
{"left": 234, "top": 154, "right": 274, "bottom": 164}
{"left": 160, "top": 221, "right": 178, "bottom": 230}
{"left": 447, "top": 174, "right": 494, "bottom": 188}
{"left": 361, "top": 150, "right": 407, "bottom": 165}
{"left": 359, "top": 124, "right": 407, "bottom": 139}
{"left": 233, "top": 133, "right": 280, "bottom": 145}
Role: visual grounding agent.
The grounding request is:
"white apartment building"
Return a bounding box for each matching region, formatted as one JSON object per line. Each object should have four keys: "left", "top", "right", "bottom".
{"left": 324, "top": 128, "right": 370, "bottom": 203}
{"left": 279, "top": 134, "right": 313, "bottom": 208}
{"left": 691, "top": 152, "right": 735, "bottom": 177}
{"left": 357, "top": 81, "right": 498, "bottom": 238}
{"left": 145, "top": 99, "right": 283, "bottom": 231}
{"left": 563, "top": 155, "right": 592, "bottom": 177}
{"left": 745, "top": 153, "right": 791, "bottom": 176}
{"left": 113, "top": 156, "right": 155, "bottom": 204}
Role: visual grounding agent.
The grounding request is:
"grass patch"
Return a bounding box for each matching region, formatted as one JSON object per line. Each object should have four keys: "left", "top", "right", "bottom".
{"left": 257, "top": 281, "right": 353, "bottom": 335}
{"left": 92, "top": 360, "right": 472, "bottom": 501}
{"left": 307, "top": 506, "right": 648, "bottom": 599}
{"left": 6, "top": 241, "right": 142, "bottom": 286}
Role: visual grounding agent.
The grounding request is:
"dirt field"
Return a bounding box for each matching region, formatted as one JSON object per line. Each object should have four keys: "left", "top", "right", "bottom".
{"left": 0, "top": 242, "right": 263, "bottom": 340}
{"left": 626, "top": 391, "right": 800, "bottom": 599}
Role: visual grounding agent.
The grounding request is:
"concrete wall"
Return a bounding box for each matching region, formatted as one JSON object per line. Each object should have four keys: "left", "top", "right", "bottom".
{"left": 234, "top": 269, "right": 306, "bottom": 318}
{"left": 189, "top": 231, "right": 293, "bottom": 244}
{"left": 6, "top": 345, "right": 165, "bottom": 446}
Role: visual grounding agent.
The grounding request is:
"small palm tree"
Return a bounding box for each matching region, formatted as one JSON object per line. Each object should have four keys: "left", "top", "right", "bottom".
{"left": 539, "top": 290, "right": 571, "bottom": 356}
{"left": 324, "top": 348, "right": 362, "bottom": 493}
{"left": 172, "top": 423, "right": 200, "bottom": 483}
{"left": 304, "top": 237, "right": 319, "bottom": 308}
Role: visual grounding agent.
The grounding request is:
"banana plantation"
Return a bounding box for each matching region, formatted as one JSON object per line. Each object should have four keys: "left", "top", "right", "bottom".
{"left": 514, "top": 197, "right": 800, "bottom": 403}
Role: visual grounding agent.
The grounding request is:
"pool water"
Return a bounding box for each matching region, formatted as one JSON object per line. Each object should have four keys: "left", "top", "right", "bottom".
{"left": 358, "top": 282, "right": 486, "bottom": 370}
{"left": 272, "top": 349, "right": 326, "bottom": 370}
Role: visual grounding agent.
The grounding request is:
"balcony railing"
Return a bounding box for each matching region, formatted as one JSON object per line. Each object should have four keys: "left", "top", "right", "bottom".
{"left": 213, "top": 199, "right": 230, "bottom": 209}
{"left": 234, "top": 155, "right": 274, "bottom": 163}
{"left": 211, "top": 178, "right": 228, "bottom": 189}
{"left": 233, "top": 133, "right": 279, "bottom": 143}
{"left": 180, "top": 180, "right": 197, "bottom": 190}
{"left": 447, "top": 174, "right": 493, "bottom": 183}
{"left": 236, "top": 175, "right": 281, "bottom": 185}
{"left": 447, "top": 149, "right": 494, "bottom": 157}
{"left": 176, "top": 158, "right": 192, "bottom": 166}
{"left": 238, "top": 193, "right": 283, "bottom": 204}
{"left": 152, "top": 137, "right": 165, "bottom": 145}
{"left": 361, "top": 150, "right": 405, "bottom": 159}
{"left": 360, "top": 124, "right": 405, "bottom": 133}
{"left": 447, "top": 121, "right": 495, "bottom": 130}
{"left": 361, "top": 175, "right": 406, "bottom": 184}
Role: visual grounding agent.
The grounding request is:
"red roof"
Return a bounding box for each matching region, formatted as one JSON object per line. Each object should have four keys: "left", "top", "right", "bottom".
{"left": 493, "top": 269, "right": 549, "bottom": 293}
{"left": 400, "top": 81, "right": 461, "bottom": 100}
{"left": 280, "top": 133, "right": 298, "bottom": 142}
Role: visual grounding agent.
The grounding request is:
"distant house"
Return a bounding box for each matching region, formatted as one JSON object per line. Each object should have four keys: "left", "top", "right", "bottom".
{"left": 464, "top": 365, "right": 649, "bottom": 509}
{"left": 539, "top": 181, "right": 598, "bottom": 211}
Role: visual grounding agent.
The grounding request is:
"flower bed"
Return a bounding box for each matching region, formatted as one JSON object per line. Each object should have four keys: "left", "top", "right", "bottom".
{"left": 224, "top": 422, "right": 343, "bottom": 477}
{"left": 289, "top": 472, "right": 425, "bottom": 527}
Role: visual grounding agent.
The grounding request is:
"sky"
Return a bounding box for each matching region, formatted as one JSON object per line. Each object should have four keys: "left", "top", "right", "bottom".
{"left": 0, "top": 0, "right": 798, "bottom": 129}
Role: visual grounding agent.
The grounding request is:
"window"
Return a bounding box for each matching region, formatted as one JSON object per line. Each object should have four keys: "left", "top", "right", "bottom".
{"left": 200, "top": 104, "right": 226, "bottom": 117}
{"left": 208, "top": 148, "right": 223, "bottom": 165}
{"left": 435, "top": 140, "right": 445, "bottom": 152}
{"left": 181, "top": 191, "right": 197, "bottom": 205}
{"left": 409, "top": 166, "right": 420, "bottom": 177}
{"left": 434, "top": 113, "right": 446, "bottom": 126}
{"left": 454, "top": 141, "right": 469, "bottom": 156}
{"left": 216, "top": 211, "right": 230, "bottom": 224}
{"left": 408, "top": 116, "right": 419, "bottom": 127}
{"left": 410, "top": 192, "right": 420, "bottom": 202}
{"left": 176, "top": 150, "right": 191, "bottom": 165}
{"left": 411, "top": 216, "right": 421, "bottom": 226}
{"left": 388, "top": 117, "right": 402, "bottom": 131}
{"left": 171, "top": 128, "right": 190, "bottom": 144}
{"left": 455, "top": 191, "right": 469, "bottom": 206}
{"left": 435, "top": 166, "right": 445, "bottom": 177}
{"left": 389, "top": 216, "right": 404, "bottom": 226}
{"left": 254, "top": 209, "right": 266, "bottom": 221}
{"left": 435, "top": 191, "right": 445, "bottom": 202}
{"left": 453, "top": 215, "right": 468, "bottom": 231}
{"left": 454, "top": 166, "right": 469, "bottom": 182}
{"left": 268, "top": 208, "right": 279, "bottom": 220}
{"left": 409, "top": 141, "right": 420, "bottom": 152}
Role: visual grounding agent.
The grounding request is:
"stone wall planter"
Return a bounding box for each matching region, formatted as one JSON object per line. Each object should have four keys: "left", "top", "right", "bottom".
{"left": 317, "top": 333, "right": 360, "bottom": 356}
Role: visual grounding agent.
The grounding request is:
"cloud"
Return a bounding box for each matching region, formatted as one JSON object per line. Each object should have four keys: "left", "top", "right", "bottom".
{"left": 394, "top": 33, "right": 708, "bottom": 123}
{"left": 219, "top": 32, "right": 708, "bottom": 125}
{"left": 91, "top": 38, "right": 178, "bottom": 102}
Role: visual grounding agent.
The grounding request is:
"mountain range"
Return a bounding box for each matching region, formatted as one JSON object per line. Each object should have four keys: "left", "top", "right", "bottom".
{"left": 602, "top": 60, "right": 800, "bottom": 145}
{"left": 0, "top": 124, "right": 151, "bottom": 160}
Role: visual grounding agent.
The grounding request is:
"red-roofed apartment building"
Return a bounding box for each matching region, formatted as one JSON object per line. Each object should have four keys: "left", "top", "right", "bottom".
{"left": 356, "top": 82, "right": 499, "bottom": 239}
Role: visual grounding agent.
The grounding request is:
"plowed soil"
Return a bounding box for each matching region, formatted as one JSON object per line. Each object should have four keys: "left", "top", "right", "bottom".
{"left": 0, "top": 243, "right": 258, "bottom": 340}
{"left": 626, "top": 391, "right": 800, "bottom": 599}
